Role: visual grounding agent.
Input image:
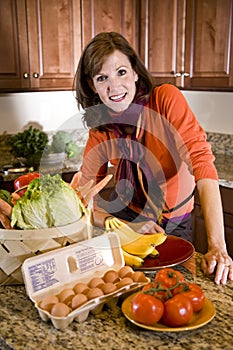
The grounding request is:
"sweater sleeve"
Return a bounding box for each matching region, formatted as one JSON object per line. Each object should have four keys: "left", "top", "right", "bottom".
{"left": 153, "top": 84, "right": 218, "bottom": 182}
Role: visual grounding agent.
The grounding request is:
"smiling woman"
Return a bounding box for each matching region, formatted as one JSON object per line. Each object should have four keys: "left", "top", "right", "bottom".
{"left": 73, "top": 31, "right": 233, "bottom": 285}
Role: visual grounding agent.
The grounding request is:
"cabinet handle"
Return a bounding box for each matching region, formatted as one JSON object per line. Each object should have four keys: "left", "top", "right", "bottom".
{"left": 171, "top": 71, "right": 190, "bottom": 77}
{"left": 171, "top": 71, "right": 181, "bottom": 77}
{"left": 23, "top": 72, "right": 29, "bottom": 79}
{"left": 33, "top": 72, "right": 39, "bottom": 78}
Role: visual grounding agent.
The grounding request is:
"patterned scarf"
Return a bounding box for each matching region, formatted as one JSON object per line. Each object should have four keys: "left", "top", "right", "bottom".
{"left": 107, "top": 98, "right": 164, "bottom": 221}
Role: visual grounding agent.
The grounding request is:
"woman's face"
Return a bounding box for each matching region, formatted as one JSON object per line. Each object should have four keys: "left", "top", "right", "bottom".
{"left": 92, "top": 50, "right": 138, "bottom": 113}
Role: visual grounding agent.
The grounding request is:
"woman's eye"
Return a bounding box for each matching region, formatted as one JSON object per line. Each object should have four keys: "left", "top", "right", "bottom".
{"left": 118, "top": 69, "right": 126, "bottom": 76}
{"left": 96, "top": 75, "right": 106, "bottom": 82}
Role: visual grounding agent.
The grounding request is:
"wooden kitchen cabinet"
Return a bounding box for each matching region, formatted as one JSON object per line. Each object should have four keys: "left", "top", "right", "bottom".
{"left": 140, "top": 0, "right": 233, "bottom": 90}
{"left": 81, "top": 0, "right": 139, "bottom": 52}
{"left": 192, "top": 186, "right": 233, "bottom": 258}
{"left": 0, "top": 0, "right": 82, "bottom": 91}
{"left": 1, "top": 0, "right": 233, "bottom": 92}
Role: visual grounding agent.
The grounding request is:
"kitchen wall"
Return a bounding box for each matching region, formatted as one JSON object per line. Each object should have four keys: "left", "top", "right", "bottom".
{"left": 0, "top": 90, "right": 232, "bottom": 134}
{"left": 0, "top": 91, "right": 83, "bottom": 134}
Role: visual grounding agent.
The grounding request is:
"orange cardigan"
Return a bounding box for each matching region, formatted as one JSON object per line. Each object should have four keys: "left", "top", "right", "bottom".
{"left": 80, "top": 84, "right": 218, "bottom": 223}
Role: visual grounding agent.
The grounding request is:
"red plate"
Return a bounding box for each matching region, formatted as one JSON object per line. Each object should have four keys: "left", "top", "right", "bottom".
{"left": 135, "top": 235, "right": 195, "bottom": 271}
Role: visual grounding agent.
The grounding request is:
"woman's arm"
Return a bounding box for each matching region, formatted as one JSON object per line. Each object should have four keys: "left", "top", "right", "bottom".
{"left": 196, "top": 178, "right": 233, "bottom": 284}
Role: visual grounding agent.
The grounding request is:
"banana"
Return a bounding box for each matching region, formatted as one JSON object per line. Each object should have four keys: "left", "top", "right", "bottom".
{"left": 122, "top": 249, "right": 144, "bottom": 267}
{"left": 105, "top": 217, "right": 167, "bottom": 260}
{"left": 149, "top": 247, "right": 160, "bottom": 257}
{"left": 113, "top": 223, "right": 166, "bottom": 248}
{"left": 110, "top": 217, "right": 167, "bottom": 247}
{"left": 138, "top": 232, "right": 167, "bottom": 246}
{"left": 121, "top": 239, "right": 154, "bottom": 256}
{"left": 105, "top": 218, "right": 111, "bottom": 231}
{"left": 137, "top": 244, "right": 155, "bottom": 259}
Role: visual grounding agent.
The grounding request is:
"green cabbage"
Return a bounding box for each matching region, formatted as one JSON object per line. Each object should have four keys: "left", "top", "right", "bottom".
{"left": 11, "top": 174, "right": 86, "bottom": 229}
{"left": 0, "top": 189, "right": 13, "bottom": 206}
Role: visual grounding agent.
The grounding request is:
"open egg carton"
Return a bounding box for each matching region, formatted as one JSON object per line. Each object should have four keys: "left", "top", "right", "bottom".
{"left": 21, "top": 232, "right": 150, "bottom": 330}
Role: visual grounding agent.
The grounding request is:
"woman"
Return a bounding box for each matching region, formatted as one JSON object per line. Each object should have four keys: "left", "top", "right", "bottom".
{"left": 72, "top": 31, "right": 233, "bottom": 285}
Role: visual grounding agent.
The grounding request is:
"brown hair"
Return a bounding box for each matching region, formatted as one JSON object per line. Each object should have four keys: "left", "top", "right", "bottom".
{"left": 74, "top": 32, "right": 153, "bottom": 130}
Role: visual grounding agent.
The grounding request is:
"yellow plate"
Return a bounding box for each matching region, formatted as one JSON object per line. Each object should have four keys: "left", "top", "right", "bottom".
{"left": 122, "top": 292, "right": 215, "bottom": 332}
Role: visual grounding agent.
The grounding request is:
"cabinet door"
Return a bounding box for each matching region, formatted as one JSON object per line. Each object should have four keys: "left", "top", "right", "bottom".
{"left": 140, "top": 0, "right": 233, "bottom": 89}
{"left": 184, "top": 0, "right": 233, "bottom": 89}
{"left": 81, "top": 0, "right": 139, "bottom": 52}
{"left": 140, "top": 0, "right": 187, "bottom": 86}
{"left": 27, "top": 0, "right": 81, "bottom": 90}
{"left": 0, "top": 0, "right": 30, "bottom": 90}
{"left": 0, "top": 0, "right": 82, "bottom": 91}
{"left": 192, "top": 187, "right": 233, "bottom": 258}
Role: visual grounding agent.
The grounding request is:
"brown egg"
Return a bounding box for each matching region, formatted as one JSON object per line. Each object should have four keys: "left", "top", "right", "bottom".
{"left": 71, "top": 293, "right": 88, "bottom": 310}
{"left": 58, "top": 288, "right": 75, "bottom": 304}
{"left": 131, "top": 271, "right": 148, "bottom": 283}
{"left": 50, "top": 302, "right": 71, "bottom": 317}
{"left": 101, "top": 282, "right": 118, "bottom": 295}
{"left": 88, "top": 277, "right": 105, "bottom": 289}
{"left": 118, "top": 266, "right": 134, "bottom": 279}
{"left": 73, "top": 282, "right": 90, "bottom": 295}
{"left": 39, "top": 295, "right": 59, "bottom": 312}
{"left": 103, "top": 270, "right": 120, "bottom": 283}
{"left": 117, "top": 277, "right": 134, "bottom": 289}
{"left": 86, "top": 287, "right": 104, "bottom": 300}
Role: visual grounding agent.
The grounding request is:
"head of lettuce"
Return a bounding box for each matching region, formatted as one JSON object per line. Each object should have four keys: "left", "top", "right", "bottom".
{"left": 11, "top": 174, "right": 87, "bottom": 229}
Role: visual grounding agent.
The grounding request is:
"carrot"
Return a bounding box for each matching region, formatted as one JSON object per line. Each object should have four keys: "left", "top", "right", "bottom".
{"left": 11, "top": 192, "right": 21, "bottom": 206}
{"left": 85, "top": 175, "right": 113, "bottom": 204}
{"left": 70, "top": 171, "right": 82, "bottom": 190}
{"left": 70, "top": 172, "right": 112, "bottom": 205}
{"left": 0, "top": 212, "right": 12, "bottom": 229}
{"left": 0, "top": 198, "right": 12, "bottom": 217}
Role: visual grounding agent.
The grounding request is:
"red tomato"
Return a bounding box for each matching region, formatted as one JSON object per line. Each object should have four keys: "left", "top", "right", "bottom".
{"left": 131, "top": 293, "right": 164, "bottom": 326}
{"left": 142, "top": 282, "right": 172, "bottom": 302}
{"left": 141, "top": 283, "right": 153, "bottom": 292}
{"left": 154, "top": 268, "right": 185, "bottom": 288}
{"left": 162, "top": 294, "right": 193, "bottom": 327}
{"left": 173, "top": 282, "right": 205, "bottom": 312}
{"left": 14, "top": 172, "right": 41, "bottom": 196}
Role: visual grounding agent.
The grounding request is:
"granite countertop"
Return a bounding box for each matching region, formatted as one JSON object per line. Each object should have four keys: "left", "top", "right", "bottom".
{"left": 1, "top": 130, "right": 233, "bottom": 188}
{"left": 0, "top": 243, "right": 232, "bottom": 350}
{"left": 1, "top": 153, "right": 233, "bottom": 189}
{"left": 214, "top": 154, "right": 233, "bottom": 188}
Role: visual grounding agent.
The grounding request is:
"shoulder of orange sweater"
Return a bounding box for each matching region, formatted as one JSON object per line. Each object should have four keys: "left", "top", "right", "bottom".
{"left": 150, "top": 83, "right": 187, "bottom": 105}
{"left": 153, "top": 83, "right": 182, "bottom": 95}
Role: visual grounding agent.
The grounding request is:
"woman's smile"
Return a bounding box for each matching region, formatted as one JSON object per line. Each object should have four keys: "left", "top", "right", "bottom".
{"left": 109, "top": 92, "right": 127, "bottom": 102}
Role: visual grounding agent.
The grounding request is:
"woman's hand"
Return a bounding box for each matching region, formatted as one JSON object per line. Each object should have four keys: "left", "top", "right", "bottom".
{"left": 201, "top": 248, "right": 233, "bottom": 285}
{"left": 127, "top": 220, "right": 165, "bottom": 234}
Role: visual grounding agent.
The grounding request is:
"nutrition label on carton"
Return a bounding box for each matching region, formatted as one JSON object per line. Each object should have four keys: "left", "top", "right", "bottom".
{"left": 28, "top": 258, "right": 59, "bottom": 293}
{"left": 75, "top": 246, "right": 104, "bottom": 274}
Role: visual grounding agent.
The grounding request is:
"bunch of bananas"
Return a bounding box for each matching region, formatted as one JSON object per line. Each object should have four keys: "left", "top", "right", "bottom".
{"left": 105, "top": 217, "right": 167, "bottom": 267}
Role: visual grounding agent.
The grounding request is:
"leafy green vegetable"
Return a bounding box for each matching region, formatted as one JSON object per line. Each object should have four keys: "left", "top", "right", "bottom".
{"left": 11, "top": 174, "right": 86, "bottom": 229}
{"left": 7, "top": 126, "right": 48, "bottom": 159}
{"left": 0, "top": 189, "right": 13, "bottom": 206}
{"left": 65, "top": 142, "right": 79, "bottom": 158}
{"left": 48, "top": 131, "right": 79, "bottom": 158}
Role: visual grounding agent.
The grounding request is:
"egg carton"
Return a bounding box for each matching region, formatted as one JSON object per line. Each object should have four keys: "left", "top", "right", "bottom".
{"left": 21, "top": 232, "right": 149, "bottom": 330}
